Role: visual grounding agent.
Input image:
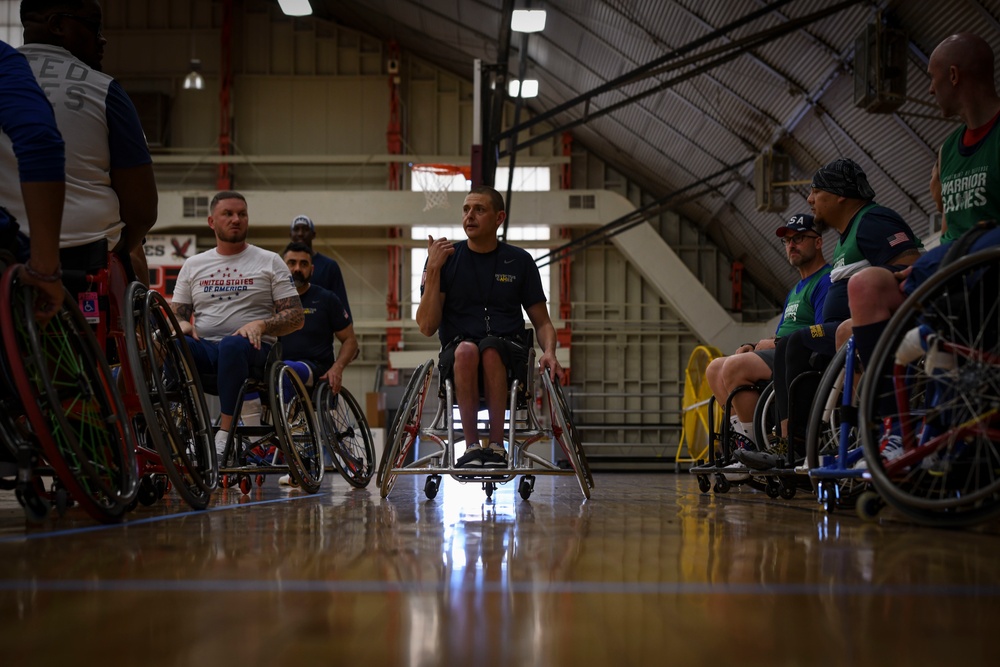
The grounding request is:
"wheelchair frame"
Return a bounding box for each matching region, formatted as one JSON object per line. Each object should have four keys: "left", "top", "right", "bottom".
{"left": 213, "top": 345, "right": 325, "bottom": 495}
{"left": 378, "top": 351, "right": 593, "bottom": 501}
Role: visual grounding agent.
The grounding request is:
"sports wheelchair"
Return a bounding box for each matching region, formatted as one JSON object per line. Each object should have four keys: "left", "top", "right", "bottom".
{"left": 0, "top": 261, "right": 140, "bottom": 523}
{"left": 209, "top": 343, "right": 324, "bottom": 494}
{"left": 377, "top": 334, "right": 592, "bottom": 501}
{"left": 210, "top": 346, "right": 375, "bottom": 493}
{"left": 73, "top": 251, "right": 216, "bottom": 511}
{"left": 857, "top": 245, "right": 1000, "bottom": 527}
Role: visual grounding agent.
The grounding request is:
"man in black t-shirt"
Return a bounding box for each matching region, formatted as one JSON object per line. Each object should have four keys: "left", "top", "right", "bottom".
{"left": 417, "top": 186, "right": 562, "bottom": 468}
{"left": 279, "top": 242, "right": 358, "bottom": 394}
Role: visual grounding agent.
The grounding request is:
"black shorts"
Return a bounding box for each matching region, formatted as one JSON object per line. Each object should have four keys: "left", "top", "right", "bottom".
{"left": 753, "top": 347, "right": 776, "bottom": 372}
{"left": 438, "top": 335, "right": 530, "bottom": 395}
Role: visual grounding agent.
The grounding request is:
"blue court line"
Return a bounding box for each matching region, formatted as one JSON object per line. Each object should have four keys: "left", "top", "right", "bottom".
{"left": 0, "top": 491, "right": 331, "bottom": 545}
{"left": 0, "top": 578, "right": 998, "bottom": 597}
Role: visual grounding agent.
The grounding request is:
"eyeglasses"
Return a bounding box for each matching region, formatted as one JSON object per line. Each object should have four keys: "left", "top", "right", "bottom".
{"left": 780, "top": 233, "right": 819, "bottom": 246}
{"left": 54, "top": 13, "right": 103, "bottom": 37}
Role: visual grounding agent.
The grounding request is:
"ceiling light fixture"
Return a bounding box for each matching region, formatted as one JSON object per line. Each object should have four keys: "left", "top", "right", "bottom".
{"left": 511, "top": 9, "right": 546, "bottom": 33}
{"left": 277, "top": 0, "right": 313, "bottom": 17}
{"left": 508, "top": 79, "right": 539, "bottom": 98}
{"left": 183, "top": 58, "right": 204, "bottom": 90}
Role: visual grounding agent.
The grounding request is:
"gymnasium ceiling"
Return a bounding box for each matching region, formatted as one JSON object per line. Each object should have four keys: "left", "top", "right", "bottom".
{"left": 302, "top": 0, "right": 1000, "bottom": 304}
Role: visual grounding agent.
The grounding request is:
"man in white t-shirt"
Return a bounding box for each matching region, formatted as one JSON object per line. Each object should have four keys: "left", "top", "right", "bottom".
{"left": 171, "top": 191, "right": 304, "bottom": 458}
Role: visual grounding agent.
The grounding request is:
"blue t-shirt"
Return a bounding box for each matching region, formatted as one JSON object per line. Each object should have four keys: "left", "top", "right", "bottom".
{"left": 280, "top": 284, "right": 351, "bottom": 374}
{"left": 822, "top": 206, "right": 920, "bottom": 323}
{"left": 423, "top": 240, "right": 546, "bottom": 345}
{"left": 311, "top": 251, "right": 351, "bottom": 317}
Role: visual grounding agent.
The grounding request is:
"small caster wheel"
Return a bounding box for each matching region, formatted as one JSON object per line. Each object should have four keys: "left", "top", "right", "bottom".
{"left": 778, "top": 480, "right": 796, "bottom": 500}
{"left": 256, "top": 474, "right": 265, "bottom": 487}
{"left": 138, "top": 477, "right": 158, "bottom": 506}
{"left": 154, "top": 476, "right": 167, "bottom": 500}
{"left": 239, "top": 476, "right": 252, "bottom": 495}
{"left": 856, "top": 490, "right": 884, "bottom": 522}
{"left": 52, "top": 486, "right": 70, "bottom": 518}
{"left": 424, "top": 475, "right": 441, "bottom": 500}
{"left": 697, "top": 475, "right": 711, "bottom": 493}
{"left": 518, "top": 475, "right": 535, "bottom": 500}
{"left": 220, "top": 474, "right": 230, "bottom": 489}
{"left": 765, "top": 479, "right": 780, "bottom": 499}
{"left": 16, "top": 485, "right": 48, "bottom": 524}
{"left": 818, "top": 480, "right": 836, "bottom": 513}
{"left": 714, "top": 474, "right": 731, "bottom": 494}
{"left": 484, "top": 482, "right": 495, "bottom": 499}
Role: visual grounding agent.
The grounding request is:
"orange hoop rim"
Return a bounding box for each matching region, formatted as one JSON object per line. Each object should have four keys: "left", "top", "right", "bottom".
{"left": 412, "top": 163, "right": 472, "bottom": 179}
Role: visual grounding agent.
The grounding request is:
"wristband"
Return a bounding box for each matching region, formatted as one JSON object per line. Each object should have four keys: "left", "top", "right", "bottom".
{"left": 741, "top": 342, "right": 756, "bottom": 350}
{"left": 24, "top": 260, "right": 62, "bottom": 283}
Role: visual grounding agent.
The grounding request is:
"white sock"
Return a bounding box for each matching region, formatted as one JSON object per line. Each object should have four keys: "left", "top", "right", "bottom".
{"left": 739, "top": 421, "right": 754, "bottom": 438}
{"left": 215, "top": 429, "right": 228, "bottom": 457}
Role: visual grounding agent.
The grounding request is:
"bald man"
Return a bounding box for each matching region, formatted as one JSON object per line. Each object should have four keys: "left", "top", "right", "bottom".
{"left": 848, "top": 33, "right": 1000, "bottom": 376}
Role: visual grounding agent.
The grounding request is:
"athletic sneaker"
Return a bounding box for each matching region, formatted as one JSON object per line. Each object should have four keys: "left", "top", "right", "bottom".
{"left": 456, "top": 447, "right": 485, "bottom": 467}
{"left": 278, "top": 475, "right": 299, "bottom": 487}
{"left": 481, "top": 443, "right": 508, "bottom": 468}
{"left": 722, "top": 462, "right": 749, "bottom": 482}
{"left": 880, "top": 435, "right": 904, "bottom": 462}
{"left": 735, "top": 448, "right": 785, "bottom": 471}
{"left": 853, "top": 434, "right": 905, "bottom": 470}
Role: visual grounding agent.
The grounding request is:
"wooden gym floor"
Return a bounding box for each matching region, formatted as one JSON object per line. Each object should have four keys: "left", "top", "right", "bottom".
{"left": 0, "top": 472, "right": 997, "bottom": 666}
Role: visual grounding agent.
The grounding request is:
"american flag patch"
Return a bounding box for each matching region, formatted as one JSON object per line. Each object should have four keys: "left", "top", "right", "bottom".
{"left": 887, "top": 232, "right": 909, "bottom": 247}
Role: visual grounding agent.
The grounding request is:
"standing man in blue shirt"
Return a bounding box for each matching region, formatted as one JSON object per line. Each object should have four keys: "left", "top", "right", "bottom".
{"left": 289, "top": 215, "right": 352, "bottom": 318}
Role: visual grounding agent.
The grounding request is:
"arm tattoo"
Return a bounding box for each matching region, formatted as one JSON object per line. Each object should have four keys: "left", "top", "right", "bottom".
{"left": 264, "top": 296, "right": 304, "bottom": 336}
{"left": 171, "top": 302, "right": 194, "bottom": 322}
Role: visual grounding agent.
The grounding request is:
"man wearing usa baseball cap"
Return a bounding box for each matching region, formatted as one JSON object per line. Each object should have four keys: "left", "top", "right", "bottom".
{"left": 289, "top": 214, "right": 351, "bottom": 317}
{"left": 708, "top": 211, "right": 831, "bottom": 480}
{"left": 738, "top": 159, "right": 922, "bottom": 472}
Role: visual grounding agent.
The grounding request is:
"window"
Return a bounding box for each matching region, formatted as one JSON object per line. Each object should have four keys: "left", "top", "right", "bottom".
{"left": 182, "top": 196, "right": 209, "bottom": 218}
{"left": 409, "top": 166, "right": 553, "bottom": 321}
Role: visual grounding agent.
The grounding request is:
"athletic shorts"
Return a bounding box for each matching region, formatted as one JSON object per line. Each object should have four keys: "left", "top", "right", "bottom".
{"left": 753, "top": 347, "right": 776, "bottom": 372}
{"left": 437, "top": 335, "right": 530, "bottom": 394}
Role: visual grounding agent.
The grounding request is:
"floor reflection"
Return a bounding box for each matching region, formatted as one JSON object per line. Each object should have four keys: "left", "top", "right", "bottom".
{"left": 1, "top": 474, "right": 999, "bottom": 665}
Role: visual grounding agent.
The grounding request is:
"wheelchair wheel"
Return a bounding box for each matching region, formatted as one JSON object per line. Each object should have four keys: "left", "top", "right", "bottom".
{"left": 542, "top": 371, "right": 591, "bottom": 499}
{"left": 858, "top": 247, "right": 1000, "bottom": 527}
{"left": 124, "top": 283, "right": 216, "bottom": 509}
{"left": 751, "top": 382, "right": 778, "bottom": 453}
{"left": 377, "top": 359, "right": 433, "bottom": 488}
{"left": 0, "top": 265, "right": 139, "bottom": 522}
{"left": 380, "top": 359, "right": 434, "bottom": 498}
{"left": 545, "top": 373, "right": 594, "bottom": 490}
{"left": 804, "top": 345, "right": 865, "bottom": 503}
{"left": 270, "top": 361, "right": 324, "bottom": 493}
{"left": 315, "top": 383, "right": 375, "bottom": 488}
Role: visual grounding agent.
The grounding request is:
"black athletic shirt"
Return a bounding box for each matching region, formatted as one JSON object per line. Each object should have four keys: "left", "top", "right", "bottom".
{"left": 279, "top": 284, "right": 351, "bottom": 374}
{"left": 423, "top": 240, "right": 546, "bottom": 345}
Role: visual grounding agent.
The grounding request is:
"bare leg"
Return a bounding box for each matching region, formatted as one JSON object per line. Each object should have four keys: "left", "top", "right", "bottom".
{"left": 721, "top": 353, "right": 771, "bottom": 424}
{"left": 453, "top": 342, "right": 482, "bottom": 448}
{"left": 481, "top": 347, "right": 508, "bottom": 445}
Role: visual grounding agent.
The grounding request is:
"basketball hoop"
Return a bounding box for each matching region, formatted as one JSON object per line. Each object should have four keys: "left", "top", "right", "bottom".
{"left": 412, "top": 163, "right": 471, "bottom": 211}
